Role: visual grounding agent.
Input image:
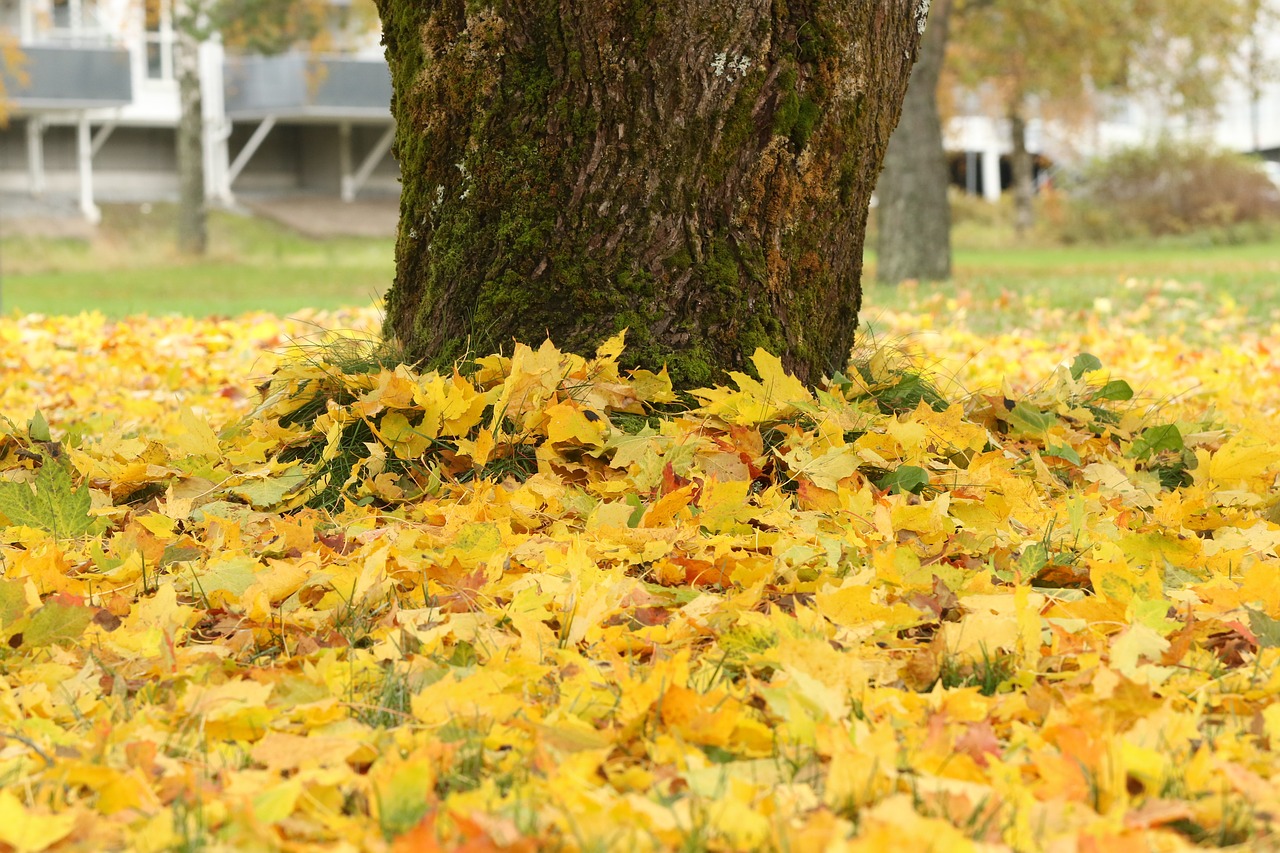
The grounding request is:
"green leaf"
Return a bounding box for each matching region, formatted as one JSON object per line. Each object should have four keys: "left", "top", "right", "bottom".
{"left": 1070, "top": 353, "right": 1103, "bottom": 381}
{"left": 1007, "top": 402, "right": 1057, "bottom": 436}
{"left": 1045, "top": 444, "right": 1081, "bottom": 465}
{"left": 0, "top": 579, "right": 29, "bottom": 627}
{"left": 0, "top": 459, "right": 97, "bottom": 538}
{"left": 625, "top": 493, "right": 645, "bottom": 529}
{"left": 18, "top": 595, "right": 93, "bottom": 648}
{"left": 226, "top": 467, "right": 309, "bottom": 509}
{"left": 1131, "top": 424, "right": 1184, "bottom": 459}
{"left": 1247, "top": 607, "right": 1280, "bottom": 649}
{"left": 192, "top": 555, "right": 260, "bottom": 605}
{"left": 1017, "top": 542, "right": 1049, "bottom": 574}
{"left": 875, "top": 465, "right": 930, "bottom": 495}
{"left": 641, "top": 581, "right": 700, "bottom": 605}
{"left": 1094, "top": 380, "right": 1134, "bottom": 402}
{"left": 28, "top": 409, "right": 51, "bottom": 443}
{"left": 1162, "top": 562, "right": 1201, "bottom": 592}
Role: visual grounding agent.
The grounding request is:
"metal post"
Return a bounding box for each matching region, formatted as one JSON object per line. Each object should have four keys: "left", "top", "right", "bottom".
{"left": 90, "top": 121, "right": 117, "bottom": 158}
{"left": 26, "top": 116, "right": 45, "bottom": 197}
{"left": 19, "top": 0, "right": 34, "bottom": 42}
{"left": 225, "top": 115, "right": 276, "bottom": 189}
{"left": 77, "top": 112, "right": 101, "bottom": 224}
{"left": 339, "top": 121, "right": 354, "bottom": 202}
{"left": 347, "top": 123, "right": 394, "bottom": 202}
{"left": 981, "top": 147, "right": 1001, "bottom": 202}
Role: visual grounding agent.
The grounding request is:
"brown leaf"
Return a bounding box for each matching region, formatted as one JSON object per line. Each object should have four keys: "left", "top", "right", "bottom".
{"left": 1202, "top": 622, "right": 1258, "bottom": 667}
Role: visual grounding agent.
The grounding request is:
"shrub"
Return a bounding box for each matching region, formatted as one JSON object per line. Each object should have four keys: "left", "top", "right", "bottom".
{"left": 1061, "top": 140, "right": 1280, "bottom": 243}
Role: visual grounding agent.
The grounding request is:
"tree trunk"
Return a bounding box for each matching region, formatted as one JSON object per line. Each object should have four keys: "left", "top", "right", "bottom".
{"left": 875, "top": 0, "right": 952, "bottom": 284}
{"left": 1009, "top": 99, "right": 1034, "bottom": 237}
{"left": 375, "top": 0, "right": 925, "bottom": 388}
{"left": 175, "top": 24, "right": 207, "bottom": 256}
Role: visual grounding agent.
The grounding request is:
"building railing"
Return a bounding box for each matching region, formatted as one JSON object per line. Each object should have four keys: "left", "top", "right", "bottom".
{"left": 1, "top": 43, "right": 132, "bottom": 109}
{"left": 222, "top": 52, "right": 391, "bottom": 119}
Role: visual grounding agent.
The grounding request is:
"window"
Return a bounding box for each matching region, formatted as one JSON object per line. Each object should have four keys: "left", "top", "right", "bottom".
{"left": 144, "top": 0, "right": 173, "bottom": 80}
{"left": 49, "top": 0, "right": 105, "bottom": 38}
{"left": 44, "top": 0, "right": 107, "bottom": 44}
{"left": 51, "top": 0, "right": 72, "bottom": 29}
{"left": 0, "top": 0, "right": 23, "bottom": 37}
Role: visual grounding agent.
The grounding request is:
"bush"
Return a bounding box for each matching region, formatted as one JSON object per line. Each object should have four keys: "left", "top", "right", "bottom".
{"left": 1061, "top": 141, "right": 1280, "bottom": 243}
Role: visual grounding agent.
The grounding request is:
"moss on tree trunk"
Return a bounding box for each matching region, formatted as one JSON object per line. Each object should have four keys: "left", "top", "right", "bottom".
{"left": 375, "top": 0, "right": 924, "bottom": 387}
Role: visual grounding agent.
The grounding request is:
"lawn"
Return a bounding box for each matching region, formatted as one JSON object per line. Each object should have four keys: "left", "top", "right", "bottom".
{"left": 1, "top": 214, "right": 1280, "bottom": 850}
{"left": 864, "top": 241, "right": 1280, "bottom": 338}
{"left": 0, "top": 204, "right": 393, "bottom": 317}
{"left": 4, "top": 204, "right": 1279, "bottom": 333}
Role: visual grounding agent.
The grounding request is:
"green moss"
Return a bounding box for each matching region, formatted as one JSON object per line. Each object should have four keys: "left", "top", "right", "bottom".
{"left": 616, "top": 267, "right": 656, "bottom": 297}
{"left": 793, "top": 97, "right": 821, "bottom": 149}
{"left": 708, "top": 69, "right": 765, "bottom": 185}
{"left": 703, "top": 241, "right": 740, "bottom": 295}
{"left": 773, "top": 68, "right": 801, "bottom": 137}
{"left": 666, "top": 345, "right": 716, "bottom": 389}
{"left": 774, "top": 90, "right": 800, "bottom": 140}
{"left": 668, "top": 249, "right": 693, "bottom": 270}
{"left": 381, "top": 0, "right": 889, "bottom": 390}
{"left": 796, "top": 16, "right": 838, "bottom": 63}
{"left": 836, "top": 157, "right": 858, "bottom": 205}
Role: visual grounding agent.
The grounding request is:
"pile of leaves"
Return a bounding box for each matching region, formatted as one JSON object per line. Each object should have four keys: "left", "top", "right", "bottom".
{"left": 1, "top": 301, "right": 1280, "bottom": 851}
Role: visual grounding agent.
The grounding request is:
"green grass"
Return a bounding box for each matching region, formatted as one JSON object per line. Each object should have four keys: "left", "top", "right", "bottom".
{"left": 0, "top": 203, "right": 393, "bottom": 317}
{"left": 862, "top": 241, "right": 1280, "bottom": 337}
{"left": 3, "top": 264, "right": 389, "bottom": 317}
{"left": 3, "top": 201, "right": 1277, "bottom": 331}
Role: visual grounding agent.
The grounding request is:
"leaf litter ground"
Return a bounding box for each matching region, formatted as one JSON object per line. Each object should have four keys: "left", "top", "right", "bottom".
{"left": 2, "top": 292, "right": 1280, "bottom": 851}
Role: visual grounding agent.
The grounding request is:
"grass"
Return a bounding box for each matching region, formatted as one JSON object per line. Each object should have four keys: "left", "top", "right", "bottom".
{"left": 862, "top": 241, "right": 1280, "bottom": 338}
{"left": 3, "top": 200, "right": 1278, "bottom": 334}
{"left": 0, "top": 202, "right": 393, "bottom": 317}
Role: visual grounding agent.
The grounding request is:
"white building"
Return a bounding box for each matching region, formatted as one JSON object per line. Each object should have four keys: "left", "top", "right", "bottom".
{"left": 0, "top": 0, "right": 397, "bottom": 222}
{"left": 4, "top": 2, "right": 1279, "bottom": 218}
{"left": 945, "top": 23, "right": 1280, "bottom": 200}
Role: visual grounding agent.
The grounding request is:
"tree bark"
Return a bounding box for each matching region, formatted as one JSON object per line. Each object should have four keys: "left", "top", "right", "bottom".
{"left": 175, "top": 23, "right": 207, "bottom": 255}
{"left": 1009, "top": 98, "right": 1034, "bottom": 237}
{"left": 375, "top": 0, "right": 925, "bottom": 388}
{"left": 875, "top": 0, "right": 952, "bottom": 284}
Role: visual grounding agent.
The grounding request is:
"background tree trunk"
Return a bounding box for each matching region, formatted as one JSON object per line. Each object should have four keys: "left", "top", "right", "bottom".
{"left": 376, "top": 0, "right": 925, "bottom": 387}
{"left": 1009, "top": 99, "right": 1034, "bottom": 237}
{"left": 175, "top": 23, "right": 207, "bottom": 256}
{"left": 875, "top": 0, "right": 953, "bottom": 284}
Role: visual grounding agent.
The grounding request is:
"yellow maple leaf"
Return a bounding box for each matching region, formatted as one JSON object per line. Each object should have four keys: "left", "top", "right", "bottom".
{"left": 250, "top": 732, "right": 361, "bottom": 772}
{"left": 751, "top": 348, "right": 812, "bottom": 407}
{"left": 628, "top": 367, "right": 677, "bottom": 403}
{"left": 543, "top": 400, "right": 607, "bottom": 448}
{"left": 594, "top": 329, "right": 627, "bottom": 362}
{"left": 181, "top": 679, "right": 276, "bottom": 741}
{"left": 0, "top": 790, "right": 77, "bottom": 853}
{"left": 658, "top": 684, "right": 737, "bottom": 747}
{"left": 60, "top": 762, "right": 150, "bottom": 814}
{"left": 374, "top": 411, "right": 430, "bottom": 459}
{"left": 815, "top": 581, "right": 921, "bottom": 631}
{"left": 940, "top": 594, "right": 1021, "bottom": 657}
{"left": 1109, "top": 624, "right": 1175, "bottom": 686}
{"left": 454, "top": 427, "right": 496, "bottom": 467}
{"left": 173, "top": 405, "right": 222, "bottom": 458}
{"left": 1089, "top": 557, "right": 1163, "bottom": 605}
{"left": 782, "top": 444, "right": 859, "bottom": 492}
{"left": 1198, "top": 433, "right": 1280, "bottom": 487}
